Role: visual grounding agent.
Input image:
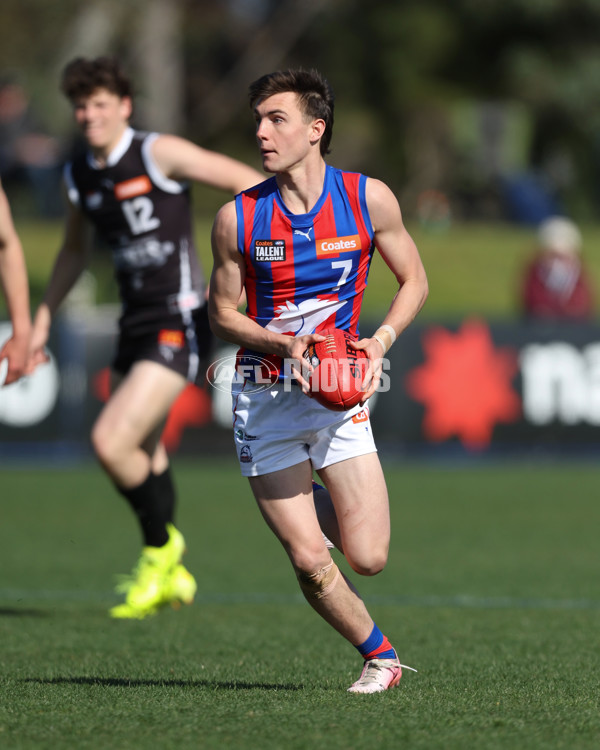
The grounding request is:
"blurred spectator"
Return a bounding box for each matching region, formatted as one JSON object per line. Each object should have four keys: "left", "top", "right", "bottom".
{"left": 521, "top": 216, "right": 594, "bottom": 320}
{"left": 0, "top": 76, "right": 63, "bottom": 217}
{"left": 500, "top": 172, "right": 562, "bottom": 225}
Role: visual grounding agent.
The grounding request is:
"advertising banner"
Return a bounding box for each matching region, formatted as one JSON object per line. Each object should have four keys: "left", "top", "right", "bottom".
{"left": 2, "top": 313, "right": 600, "bottom": 459}
{"left": 371, "top": 317, "right": 600, "bottom": 455}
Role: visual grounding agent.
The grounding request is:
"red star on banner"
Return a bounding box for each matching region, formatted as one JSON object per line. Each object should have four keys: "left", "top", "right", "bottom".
{"left": 405, "top": 319, "right": 521, "bottom": 449}
{"left": 92, "top": 368, "right": 212, "bottom": 451}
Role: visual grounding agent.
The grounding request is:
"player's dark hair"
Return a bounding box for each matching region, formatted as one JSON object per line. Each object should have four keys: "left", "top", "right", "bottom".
{"left": 61, "top": 56, "right": 133, "bottom": 102}
{"left": 248, "top": 68, "right": 335, "bottom": 156}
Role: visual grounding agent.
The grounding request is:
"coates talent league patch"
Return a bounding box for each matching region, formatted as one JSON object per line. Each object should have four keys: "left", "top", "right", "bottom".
{"left": 254, "top": 239, "right": 286, "bottom": 262}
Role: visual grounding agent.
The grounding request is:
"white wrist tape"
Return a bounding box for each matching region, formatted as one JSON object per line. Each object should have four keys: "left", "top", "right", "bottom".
{"left": 379, "top": 324, "right": 397, "bottom": 345}
{"left": 373, "top": 324, "right": 397, "bottom": 354}
{"left": 373, "top": 335, "right": 387, "bottom": 354}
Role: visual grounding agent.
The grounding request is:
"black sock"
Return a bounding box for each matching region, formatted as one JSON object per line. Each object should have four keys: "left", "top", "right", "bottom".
{"left": 116, "top": 467, "right": 176, "bottom": 548}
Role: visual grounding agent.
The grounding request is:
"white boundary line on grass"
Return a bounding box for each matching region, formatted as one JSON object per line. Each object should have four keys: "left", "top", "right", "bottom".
{"left": 0, "top": 589, "right": 599, "bottom": 611}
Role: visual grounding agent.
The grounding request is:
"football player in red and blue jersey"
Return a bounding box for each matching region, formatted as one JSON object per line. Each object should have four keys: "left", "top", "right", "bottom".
{"left": 209, "top": 69, "right": 428, "bottom": 692}
{"left": 27, "top": 57, "right": 264, "bottom": 620}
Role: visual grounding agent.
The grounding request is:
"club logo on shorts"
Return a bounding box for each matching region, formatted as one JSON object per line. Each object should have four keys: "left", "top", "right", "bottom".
{"left": 240, "top": 445, "right": 253, "bottom": 463}
{"left": 254, "top": 240, "right": 286, "bottom": 262}
{"left": 158, "top": 330, "right": 185, "bottom": 350}
{"left": 158, "top": 329, "right": 185, "bottom": 363}
{"left": 352, "top": 409, "right": 369, "bottom": 424}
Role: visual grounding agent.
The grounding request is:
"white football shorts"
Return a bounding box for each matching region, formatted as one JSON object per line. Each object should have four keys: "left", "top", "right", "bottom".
{"left": 231, "top": 379, "right": 377, "bottom": 477}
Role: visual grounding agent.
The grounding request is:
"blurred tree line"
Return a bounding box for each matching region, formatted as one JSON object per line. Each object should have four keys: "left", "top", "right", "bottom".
{"left": 2, "top": 0, "right": 600, "bottom": 221}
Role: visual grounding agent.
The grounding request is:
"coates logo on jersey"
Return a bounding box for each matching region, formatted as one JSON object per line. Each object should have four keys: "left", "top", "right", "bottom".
{"left": 316, "top": 235, "right": 360, "bottom": 259}
{"left": 114, "top": 175, "right": 152, "bottom": 200}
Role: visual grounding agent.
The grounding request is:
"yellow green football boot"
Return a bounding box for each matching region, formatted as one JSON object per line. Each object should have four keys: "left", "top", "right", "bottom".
{"left": 166, "top": 564, "right": 198, "bottom": 609}
{"left": 110, "top": 524, "right": 196, "bottom": 619}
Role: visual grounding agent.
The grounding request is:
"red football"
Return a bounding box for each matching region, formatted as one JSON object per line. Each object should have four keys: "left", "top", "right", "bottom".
{"left": 303, "top": 328, "right": 369, "bottom": 411}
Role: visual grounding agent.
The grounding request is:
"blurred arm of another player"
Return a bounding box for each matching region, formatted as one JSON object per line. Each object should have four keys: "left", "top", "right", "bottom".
{"left": 27, "top": 193, "right": 92, "bottom": 373}
{"left": 150, "top": 134, "right": 263, "bottom": 194}
{"left": 153, "top": 136, "right": 260, "bottom": 311}
{"left": 0, "top": 179, "right": 32, "bottom": 385}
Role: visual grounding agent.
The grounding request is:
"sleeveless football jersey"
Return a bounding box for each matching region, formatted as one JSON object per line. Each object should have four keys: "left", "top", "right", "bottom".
{"left": 235, "top": 165, "right": 375, "bottom": 378}
{"left": 64, "top": 127, "right": 205, "bottom": 334}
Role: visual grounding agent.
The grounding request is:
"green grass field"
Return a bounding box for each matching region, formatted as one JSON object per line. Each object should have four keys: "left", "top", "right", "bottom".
{"left": 1, "top": 460, "right": 599, "bottom": 749}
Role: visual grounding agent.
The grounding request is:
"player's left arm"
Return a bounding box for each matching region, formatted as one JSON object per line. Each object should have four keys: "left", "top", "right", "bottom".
{"left": 354, "top": 177, "right": 428, "bottom": 400}
{"left": 151, "top": 134, "right": 264, "bottom": 194}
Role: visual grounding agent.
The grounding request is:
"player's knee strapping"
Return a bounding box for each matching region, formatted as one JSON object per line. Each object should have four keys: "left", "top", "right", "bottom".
{"left": 297, "top": 559, "right": 340, "bottom": 600}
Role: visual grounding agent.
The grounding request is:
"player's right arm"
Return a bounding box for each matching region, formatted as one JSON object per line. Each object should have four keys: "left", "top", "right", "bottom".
{"left": 0, "top": 179, "right": 32, "bottom": 384}
{"left": 208, "top": 201, "right": 321, "bottom": 387}
{"left": 28, "top": 196, "right": 92, "bottom": 371}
